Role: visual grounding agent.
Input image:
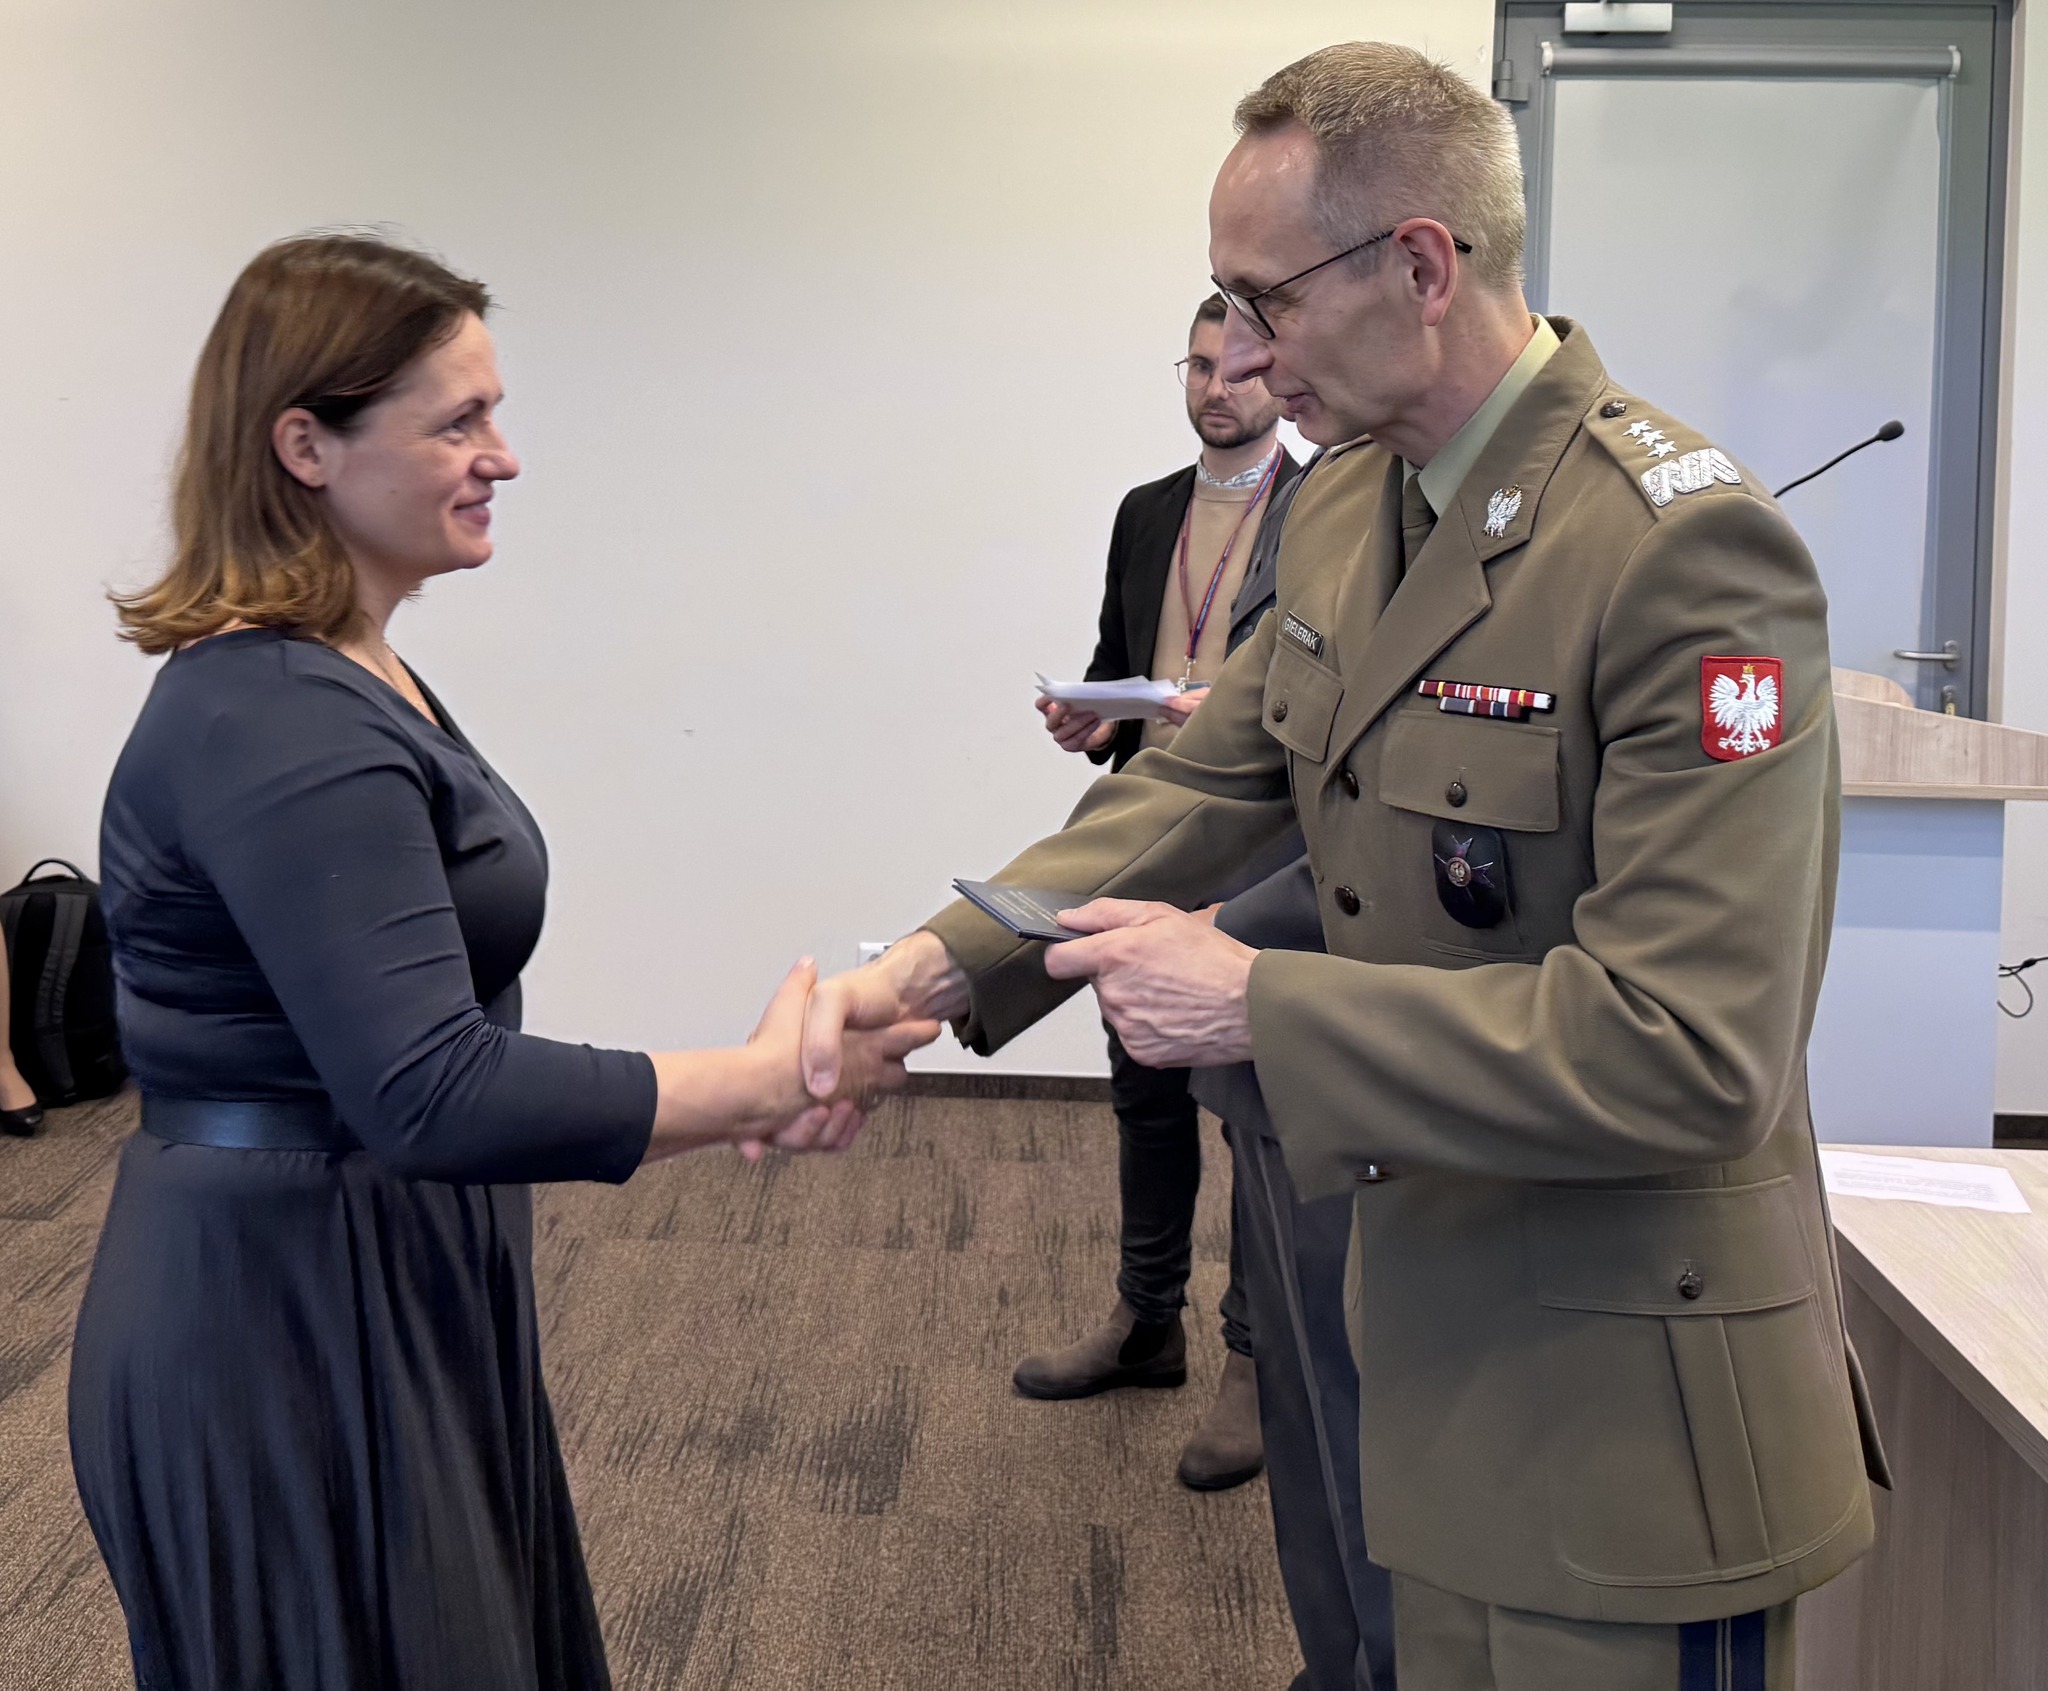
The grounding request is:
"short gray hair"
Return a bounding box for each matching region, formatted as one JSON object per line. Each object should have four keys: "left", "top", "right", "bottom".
{"left": 1234, "top": 43, "right": 1527, "bottom": 293}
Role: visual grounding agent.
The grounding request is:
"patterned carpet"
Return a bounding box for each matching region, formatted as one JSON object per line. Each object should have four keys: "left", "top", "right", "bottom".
{"left": 0, "top": 1087, "right": 1302, "bottom": 1689}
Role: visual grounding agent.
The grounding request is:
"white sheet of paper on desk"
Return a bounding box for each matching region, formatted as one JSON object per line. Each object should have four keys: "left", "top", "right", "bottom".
{"left": 1035, "top": 673, "right": 1180, "bottom": 721}
{"left": 1819, "top": 1150, "right": 2032, "bottom": 1214}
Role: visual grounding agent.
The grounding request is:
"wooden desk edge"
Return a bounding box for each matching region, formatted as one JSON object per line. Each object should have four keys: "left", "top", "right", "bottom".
{"left": 1833, "top": 1228, "right": 2048, "bottom": 1488}
{"left": 1841, "top": 782, "right": 2048, "bottom": 801}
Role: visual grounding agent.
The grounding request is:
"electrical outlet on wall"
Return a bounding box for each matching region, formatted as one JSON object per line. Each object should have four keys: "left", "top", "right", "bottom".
{"left": 857, "top": 941, "right": 890, "bottom": 968}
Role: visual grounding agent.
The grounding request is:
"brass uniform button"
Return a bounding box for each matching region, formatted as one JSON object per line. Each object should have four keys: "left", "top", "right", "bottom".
{"left": 1601, "top": 398, "right": 1628, "bottom": 418}
{"left": 1339, "top": 767, "right": 1360, "bottom": 798}
{"left": 1334, "top": 885, "right": 1361, "bottom": 916}
{"left": 1446, "top": 780, "right": 1468, "bottom": 807}
{"left": 1677, "top": 1268, "right": 1703, "bottom": 1301}
{"left": 1272, "top": 700, "right": 1289, "bottom": 723}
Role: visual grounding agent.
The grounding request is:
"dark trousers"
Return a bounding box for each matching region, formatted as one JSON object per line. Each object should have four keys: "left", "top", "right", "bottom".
{"left": 1105, "top": 1026, "right": 1251, "bottom": 1355}
{"left": 1232, "top": 1122, "right": 1397, "bottom": 1691}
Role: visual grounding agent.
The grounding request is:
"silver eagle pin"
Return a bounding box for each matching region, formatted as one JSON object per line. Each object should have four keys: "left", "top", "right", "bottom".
{"left": 1483, "top": 485, "right": 1523, "bottom": 539}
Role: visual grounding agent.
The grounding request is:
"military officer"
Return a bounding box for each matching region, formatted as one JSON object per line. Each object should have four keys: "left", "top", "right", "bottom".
{"left": 808, "top": 42, "right": 1887, "bottom": 1691}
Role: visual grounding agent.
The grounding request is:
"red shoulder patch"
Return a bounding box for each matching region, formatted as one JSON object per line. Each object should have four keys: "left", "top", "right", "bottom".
{"left": 1701, "top": 656, "right": 1783, "bottom": 761}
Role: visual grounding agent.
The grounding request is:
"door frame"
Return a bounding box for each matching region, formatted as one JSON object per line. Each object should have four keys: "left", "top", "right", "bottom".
{"left": 1494, "top": 0, "right": 2012, "bottom": 717}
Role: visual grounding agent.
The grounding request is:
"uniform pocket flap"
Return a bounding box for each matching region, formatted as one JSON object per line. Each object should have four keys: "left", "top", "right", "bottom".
{"left": 1263, "top": 643, "right": 1344, "bottom": 764}
{"left": 1530, "top": 1178, "right": 1815, "bottom": 1316}
{"left": 1379, "top": 711, "right": 1561, "bottom": 831}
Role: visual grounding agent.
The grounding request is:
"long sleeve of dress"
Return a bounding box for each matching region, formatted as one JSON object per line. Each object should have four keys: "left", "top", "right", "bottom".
{"left": 174, "top": 669, "right": 655, "bottom": 1185}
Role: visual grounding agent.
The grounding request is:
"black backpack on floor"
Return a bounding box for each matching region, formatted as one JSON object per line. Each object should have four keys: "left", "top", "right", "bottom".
{"left": 0, "top": 859, "right": 128, "bottom": 1106}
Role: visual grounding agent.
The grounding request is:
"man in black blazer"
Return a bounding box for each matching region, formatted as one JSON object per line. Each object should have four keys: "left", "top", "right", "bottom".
{"left": 1023, "top": 295, "right": 1301, "bottom": 1491}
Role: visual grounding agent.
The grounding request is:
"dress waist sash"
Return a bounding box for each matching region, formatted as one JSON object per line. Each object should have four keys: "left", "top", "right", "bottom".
{"left": 141, "top": 1094, "right": 361, "bottom": 1153}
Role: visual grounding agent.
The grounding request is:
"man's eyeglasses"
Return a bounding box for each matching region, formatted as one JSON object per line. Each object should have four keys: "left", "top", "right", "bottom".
{"left": 1211, "top": 225, "right": 1474, "bottom": 341}
{"left": 1175, "top": 356, "right": 1253, "bottom": 395}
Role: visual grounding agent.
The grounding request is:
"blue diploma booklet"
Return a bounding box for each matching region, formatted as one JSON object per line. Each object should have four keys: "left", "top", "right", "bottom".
{"left": 951, "top": 880, "right": 1087, "bottom": 944}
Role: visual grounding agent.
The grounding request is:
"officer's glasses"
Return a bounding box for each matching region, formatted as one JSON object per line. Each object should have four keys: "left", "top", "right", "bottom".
{"left": 1212, "top": 225, "right": 1475, "bottom": 341}
{"left": 1175, "top": 356, "right": 1253, "bottom": 395}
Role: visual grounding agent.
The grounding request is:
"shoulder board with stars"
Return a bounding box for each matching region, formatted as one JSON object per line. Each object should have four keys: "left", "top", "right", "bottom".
{"left": 1585, "top": 392, "right": 1754, "bottom": 515}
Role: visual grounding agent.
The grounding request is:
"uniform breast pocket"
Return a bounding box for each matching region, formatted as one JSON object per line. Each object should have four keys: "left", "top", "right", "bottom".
{"left": 1263, "top": 641, "right": 1344, "bottom": 764}
{"left": 1378, "top": 710, "right": 1560, "bottom": 947}
{"left": 1378, "top": 709, "right": 1561, "bottom": 830}
{"left": 1526, "top": 1179, "right": 1864, "bottom": 1588}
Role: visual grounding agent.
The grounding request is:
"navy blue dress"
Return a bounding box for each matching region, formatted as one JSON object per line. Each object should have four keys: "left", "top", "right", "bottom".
{"left": 71, "top": 628, "right": 657, "bottom": 1691}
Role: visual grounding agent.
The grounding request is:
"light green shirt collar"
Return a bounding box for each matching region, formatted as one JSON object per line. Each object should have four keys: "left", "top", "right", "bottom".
{"left": 1405, "top": 316, "right": 1561, "bottom": 517}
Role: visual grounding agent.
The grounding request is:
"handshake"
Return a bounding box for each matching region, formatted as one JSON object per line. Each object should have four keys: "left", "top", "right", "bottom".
{"left": 712, "top": 931, "right": 967, "bottom": 1164}
{"left": 709, "top": 897, "right": 1258, "bottom": 1165}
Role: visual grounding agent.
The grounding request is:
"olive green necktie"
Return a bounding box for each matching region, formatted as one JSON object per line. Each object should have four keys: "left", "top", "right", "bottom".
{"left": 1401, "top": 472, "right": 1436, "bottom": 575}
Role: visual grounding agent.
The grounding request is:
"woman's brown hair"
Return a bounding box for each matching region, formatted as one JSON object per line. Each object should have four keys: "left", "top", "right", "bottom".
{"left": 114, "top": 234, "right": 492, "bottom": 654}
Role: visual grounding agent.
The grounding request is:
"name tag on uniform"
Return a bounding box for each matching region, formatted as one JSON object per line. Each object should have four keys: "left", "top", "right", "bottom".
{"left": 1282, "top": 614, "right": 1325, "bottom": 658}
{"left": 1277, "top": 610, "right": 1327, "bottom": 655}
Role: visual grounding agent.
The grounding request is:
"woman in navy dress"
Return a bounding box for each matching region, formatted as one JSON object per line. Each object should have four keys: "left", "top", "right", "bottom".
{"left": 71, "top": 234, "right": 936, "bottom": 1691}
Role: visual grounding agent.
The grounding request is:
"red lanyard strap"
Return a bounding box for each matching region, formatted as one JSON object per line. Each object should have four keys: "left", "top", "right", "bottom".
{"left": 1177, "top": 449, "right": 1282, "bottom": 677}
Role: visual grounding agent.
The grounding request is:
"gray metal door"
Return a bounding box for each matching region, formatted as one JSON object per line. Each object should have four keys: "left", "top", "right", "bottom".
{"left": 1496, "top": 2, "right": 2008, "bottom": 715}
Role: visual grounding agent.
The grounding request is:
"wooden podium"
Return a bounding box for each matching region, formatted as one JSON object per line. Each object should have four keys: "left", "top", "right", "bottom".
{"left": 1797, "top": 681, "right": 2048, "bottom": 1687}
{"left": 1806, "top": 671, "right": 2048, "bottom": 1147}
{"left": 1799, "top": 1146, "right": 2048, "bottom": 1691}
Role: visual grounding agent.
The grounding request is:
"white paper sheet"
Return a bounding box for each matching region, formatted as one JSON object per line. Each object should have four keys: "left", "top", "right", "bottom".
{"left": 1035, "top": 672, "right": 1180, "bottom": 722}
{"left": 1819, "top": 1150, "right": 2032, "bottom": 1214}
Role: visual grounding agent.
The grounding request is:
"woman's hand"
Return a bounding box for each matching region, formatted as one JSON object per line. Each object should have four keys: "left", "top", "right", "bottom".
{"left": 639, "top": 960, "right": 939, "bottom": 1168}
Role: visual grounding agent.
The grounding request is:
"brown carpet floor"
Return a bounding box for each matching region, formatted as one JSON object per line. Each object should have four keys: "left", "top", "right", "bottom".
{"left": 0, "top": 1088, "right": 1302, "bottom": 1689}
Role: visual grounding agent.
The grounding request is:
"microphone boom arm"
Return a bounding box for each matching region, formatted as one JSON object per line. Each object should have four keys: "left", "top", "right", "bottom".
{"left": 1774, "top": 420, "right": 1906, "bottom": 499}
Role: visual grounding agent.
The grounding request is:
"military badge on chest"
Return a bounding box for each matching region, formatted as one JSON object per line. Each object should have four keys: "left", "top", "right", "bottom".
{"left": 1432, "top": 819, "right": 1511, "bottom": 929}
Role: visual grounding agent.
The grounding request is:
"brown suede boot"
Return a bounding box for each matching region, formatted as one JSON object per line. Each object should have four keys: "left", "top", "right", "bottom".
{"left": 1175, "top": 1350, "right": 1263, "bottom": 1491}
{"left": 1011, "top": 1300, "right": 1188, "bottom": 1400}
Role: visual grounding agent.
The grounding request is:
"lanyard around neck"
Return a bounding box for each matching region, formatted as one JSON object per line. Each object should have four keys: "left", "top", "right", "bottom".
{"left": 1175, "top": 449, "right": 1281, "bottom": 685}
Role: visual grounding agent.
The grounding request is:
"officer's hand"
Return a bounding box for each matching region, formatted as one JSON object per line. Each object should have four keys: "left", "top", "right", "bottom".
{"left": 1043, "top": 899, "right": 1256, "bottom": 1067}
{"left": 1154, "top": 684, "right": 1210, "bottom": 728}
{"left": 1037, "top": 696, "right": 1116, "bottom": 753}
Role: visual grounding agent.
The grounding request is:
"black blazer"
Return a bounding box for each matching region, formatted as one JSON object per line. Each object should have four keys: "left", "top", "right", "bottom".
{"left": 1082, "top": 449, "right": 1303, "bottom": 769}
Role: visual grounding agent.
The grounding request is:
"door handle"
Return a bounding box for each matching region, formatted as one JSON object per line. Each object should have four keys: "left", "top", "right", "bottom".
{"left": 1892, "top": 640, "right": 1960, "bottom": 669}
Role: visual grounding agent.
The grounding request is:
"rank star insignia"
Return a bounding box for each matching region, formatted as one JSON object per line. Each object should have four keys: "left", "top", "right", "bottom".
{"left": 1648, "top": 438, "right": 1677, "bottom": 458}
{"left": 1483, "top": 485, "right": 1523, "bottom": 539}
{"left": 1700, "top": 655, "right": 1783, "bottom": 760}
{"left": 1625, "top": 419, "right": 1656, "bottom": 440}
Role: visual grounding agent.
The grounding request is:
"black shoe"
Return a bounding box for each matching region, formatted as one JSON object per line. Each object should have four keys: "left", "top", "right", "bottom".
{"left": 1, "top": 1100, "right": 43, "bottom": 1137}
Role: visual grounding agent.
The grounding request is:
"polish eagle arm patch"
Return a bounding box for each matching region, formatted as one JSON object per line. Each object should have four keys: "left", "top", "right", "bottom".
{"left": 1701, "top": 656, "right": 1784, "bottom": 760}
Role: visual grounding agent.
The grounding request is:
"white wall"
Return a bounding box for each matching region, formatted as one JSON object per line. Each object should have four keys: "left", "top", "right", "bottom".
{"left": 1996, "top": 0, "right": 2048, "bottom": 1112}
{"left": 0, "top": 1, "right": 1493, "bottom": 1075}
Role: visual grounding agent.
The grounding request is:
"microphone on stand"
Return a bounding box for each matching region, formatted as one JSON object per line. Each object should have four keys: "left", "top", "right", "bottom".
{"left": 1773, "top": 420, "right": 1906, "bottom": 498}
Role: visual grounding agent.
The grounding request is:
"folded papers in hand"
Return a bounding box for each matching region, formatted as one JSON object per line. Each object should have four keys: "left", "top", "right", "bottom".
{"left": 1035, "top": 672, "right": 1180, "bottom": 722}
{"left": 952, "top": 880, "right": 1087, "bottom": 944}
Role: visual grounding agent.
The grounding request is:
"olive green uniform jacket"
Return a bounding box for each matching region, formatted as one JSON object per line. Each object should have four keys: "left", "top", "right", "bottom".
{"left": 925, "top": 320, "right": 1888, "bottom": 1625}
